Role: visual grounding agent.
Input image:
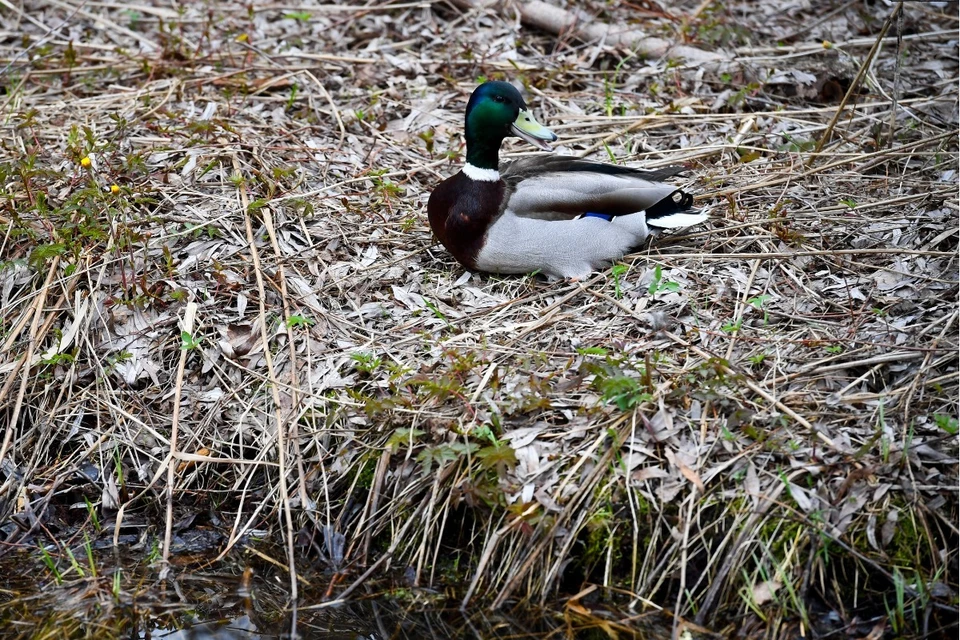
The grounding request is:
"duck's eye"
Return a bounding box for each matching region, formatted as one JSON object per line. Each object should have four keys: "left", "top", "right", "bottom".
{"left": 493, "top": 95, "right": 505, "bottom": 103}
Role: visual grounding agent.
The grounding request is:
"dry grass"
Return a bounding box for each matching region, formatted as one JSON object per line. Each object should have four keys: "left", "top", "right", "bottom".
{"left": 0, "top": 0, "right": 957, "bottom": 637}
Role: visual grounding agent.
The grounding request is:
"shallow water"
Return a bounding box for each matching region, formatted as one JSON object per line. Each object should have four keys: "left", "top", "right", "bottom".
{"left": 0, "top": 549, "right": 697, "bottom": 640}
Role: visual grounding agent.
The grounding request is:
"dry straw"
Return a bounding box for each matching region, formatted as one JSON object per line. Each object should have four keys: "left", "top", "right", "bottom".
{"left": 0, "top": 0, "right": 956, "bottom": 636}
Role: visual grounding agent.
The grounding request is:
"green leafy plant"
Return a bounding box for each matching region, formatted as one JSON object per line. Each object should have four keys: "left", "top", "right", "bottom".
{"left": 417, "top": 442, "right": 479, "bottom": 476}
{"left": 887, "top": 567, "right": 907, "bottom": 634}
{"left": 351, "top": 352, "right": 382, "bottom": 374}
{"left": 602, "top": 141, "right": 617, "bottom": 163}
{"left": 933, "top": 414, "right": 958, "bottom": 435}
{"left": 596, "top": 373, "right": 651, "bottom": 411}
{"left": 286, "top": 82, "right": 300, "bottom": 109}
{"left": 417, "top": 129, "right": 435, "bottom": 154}
{"left": 778, "top": 134, "right": 816, "bottom": 153}
{"left": 878, "top": 398, "right": 890, "bottom": 463}
{"left": 286, "top": 314, "right": 314, "bottom": 329}
{"left": 42, "top": 352, "right": 75, "bottom": 366}
{"left": 124, "top": 9, "right": 142, "bottom": 28}
{"left": 476, "top": 443, "right": 518, "bottom": 474}
{"left": 604, "top": 75, "right": 615, "bottom": 117}
{"left": 648, "top": 264, "right": 680, "bottom": 296}
{"left": 146, "top": 538, "right": 162, "bottom": 564}
{"left": 180, "top": 331, "right": 201, "bottom": 350}
{"left": 721, "top": 318, "right": 743, "bottom": 333}
{"left": 579, "top": 348, "right": 655, "bottom": 412}
{"left": 247, "top": 198, "right": 269, "bottom": 213}
{"left": 368, "top": 169, "right": 401, "bottom": 199}
{"left": 747, "top": 294, "right": 772, "bottom": 324}
{"left": 471, "top": 423, "right": 498, "bottom": 446}
{"left": 386, "top": 428, "right": 425, "bottom": 453}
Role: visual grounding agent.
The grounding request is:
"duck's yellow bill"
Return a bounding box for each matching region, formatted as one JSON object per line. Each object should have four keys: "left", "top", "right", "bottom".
{"left": 511, "top": 109, "right": 557, "bottom": 151}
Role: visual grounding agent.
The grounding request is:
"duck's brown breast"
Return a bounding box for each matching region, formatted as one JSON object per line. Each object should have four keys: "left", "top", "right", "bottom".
{"left": 427, "top": 172, "right": 505, "bottom": 270}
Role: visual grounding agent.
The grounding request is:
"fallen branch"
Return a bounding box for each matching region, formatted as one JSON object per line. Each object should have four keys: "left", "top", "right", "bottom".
{"left": 453, "top": 0, "right": 725, "bottom": 65}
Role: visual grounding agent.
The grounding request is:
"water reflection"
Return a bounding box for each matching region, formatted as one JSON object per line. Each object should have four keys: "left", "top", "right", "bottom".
{"left": 144, "top": 615, "right": 263, "bottom": 639}
{"left": 0, "top": 550, "right": 696, "bottom": 640}
{"left": 141, "top": 603, "right": 688, "bottom": 640}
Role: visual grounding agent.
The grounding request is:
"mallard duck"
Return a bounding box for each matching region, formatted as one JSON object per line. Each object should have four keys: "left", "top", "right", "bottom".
{"left": 427, "top": 81, "right": 708, "bottom": 279}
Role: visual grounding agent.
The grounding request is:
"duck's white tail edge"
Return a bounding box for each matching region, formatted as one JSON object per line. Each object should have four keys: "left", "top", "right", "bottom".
{"left": 647, "top": 211, "right": 709, "bottom": 229}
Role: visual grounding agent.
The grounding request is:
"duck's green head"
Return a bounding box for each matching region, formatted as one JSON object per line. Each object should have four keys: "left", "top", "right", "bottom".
{"left": 464, "top": 81, "right": 557, "bottom": 169}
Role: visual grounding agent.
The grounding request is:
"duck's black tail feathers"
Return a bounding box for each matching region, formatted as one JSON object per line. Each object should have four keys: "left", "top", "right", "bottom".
{"left": 645, "top": 188, "right": 708, "bottom": 229}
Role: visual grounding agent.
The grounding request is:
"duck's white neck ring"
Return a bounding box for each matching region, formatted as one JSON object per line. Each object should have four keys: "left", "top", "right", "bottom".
{"left": 462, "top": 163, "right": 500, "bottom": 182}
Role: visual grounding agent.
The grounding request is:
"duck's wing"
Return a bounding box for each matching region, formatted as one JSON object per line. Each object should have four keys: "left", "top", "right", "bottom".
{"left": 501, "top": 155, "right": 700, "bottom": 223}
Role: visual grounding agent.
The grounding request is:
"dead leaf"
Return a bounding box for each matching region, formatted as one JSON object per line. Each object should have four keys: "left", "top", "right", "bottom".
{"left": 752, "top": 579, "right": 782, "bottom": 605}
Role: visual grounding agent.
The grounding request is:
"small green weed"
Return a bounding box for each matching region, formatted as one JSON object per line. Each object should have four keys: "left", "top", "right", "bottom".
{"left": 63, "top": 545, "right": 84, "bottom": 578}
{"left": 40, "top": 546, "right": 62, "bottom": 584}
{"left": 83, "top": 533, "right": 97, "bottom": 578}
{"left": 112, "top": 568, "right": 123, "bottom": 601}
{"left": 476, "top": 442, "right": 518, "bottom": 474}
{"left": 577, "top": 346, "right": 608, "bottom": 357}
{"left": 386, "top": 428, "right": 425, "bottom": 453}
{"left": 180, "top": 331, "right": 201, "bottom": 350}
{"left": 368, "top": 169, "right": 401, "bottom": 199}
{"left": 286, "top": 314, "right": 315, "bottom": 329}
{"left": 611, "top": 264, "right": 628, "bottom": 298}
{"left": 778, "top": 134, "right": 816, "bottom": 153}
{"left": 417, "top": 129, "right": 435, "bottom": 154}
{"left": 84, "top": 497, "right": 101, "bottom": 533}
{"left": 602, "top": 141, "right": 616, "bottom": 163}
{"left": 648, "top": 264, "right": 680, "bottom": 296}
{"left": 747, "top": 294, "right": 772, "bottom": 324}
{"left": 351, "top": 352, "right": 382, "bottom": 374}
{"left": 423, "top": 299, "right": 454, "bottom": 330}
{"left": 721, "top": 318, "right": 743, "bottom": 334}
{"left": 933, "top": 414, "right": 958, "bottom": 435}
{"left": 417, "top": 441, "right": 480, "bottom": 476}
{"left": 146, "top": 538, "right": 162, "bottom": 564}
{"left": 584, "top": 358, "right": 652, "bottom": 412}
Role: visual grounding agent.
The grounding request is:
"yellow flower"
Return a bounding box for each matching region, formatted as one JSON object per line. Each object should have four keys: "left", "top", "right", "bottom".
{"left": 80, "top": 156, "right": 92, "bottom": 168}
{"left": 110, "top": 184, "right": 120, "bottom": 194}
{"left": 822, "top": 40, "right": 832, "bottom": 49}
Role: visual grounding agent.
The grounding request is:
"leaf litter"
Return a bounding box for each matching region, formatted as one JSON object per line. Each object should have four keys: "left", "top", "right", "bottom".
{"left": 0, "top": 0, "right": 957, "bottom": 637}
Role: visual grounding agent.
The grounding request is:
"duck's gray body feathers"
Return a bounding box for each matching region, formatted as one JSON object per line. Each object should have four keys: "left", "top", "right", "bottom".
{"left": 473, "top": 155, "right": 706, "bottom": 279}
